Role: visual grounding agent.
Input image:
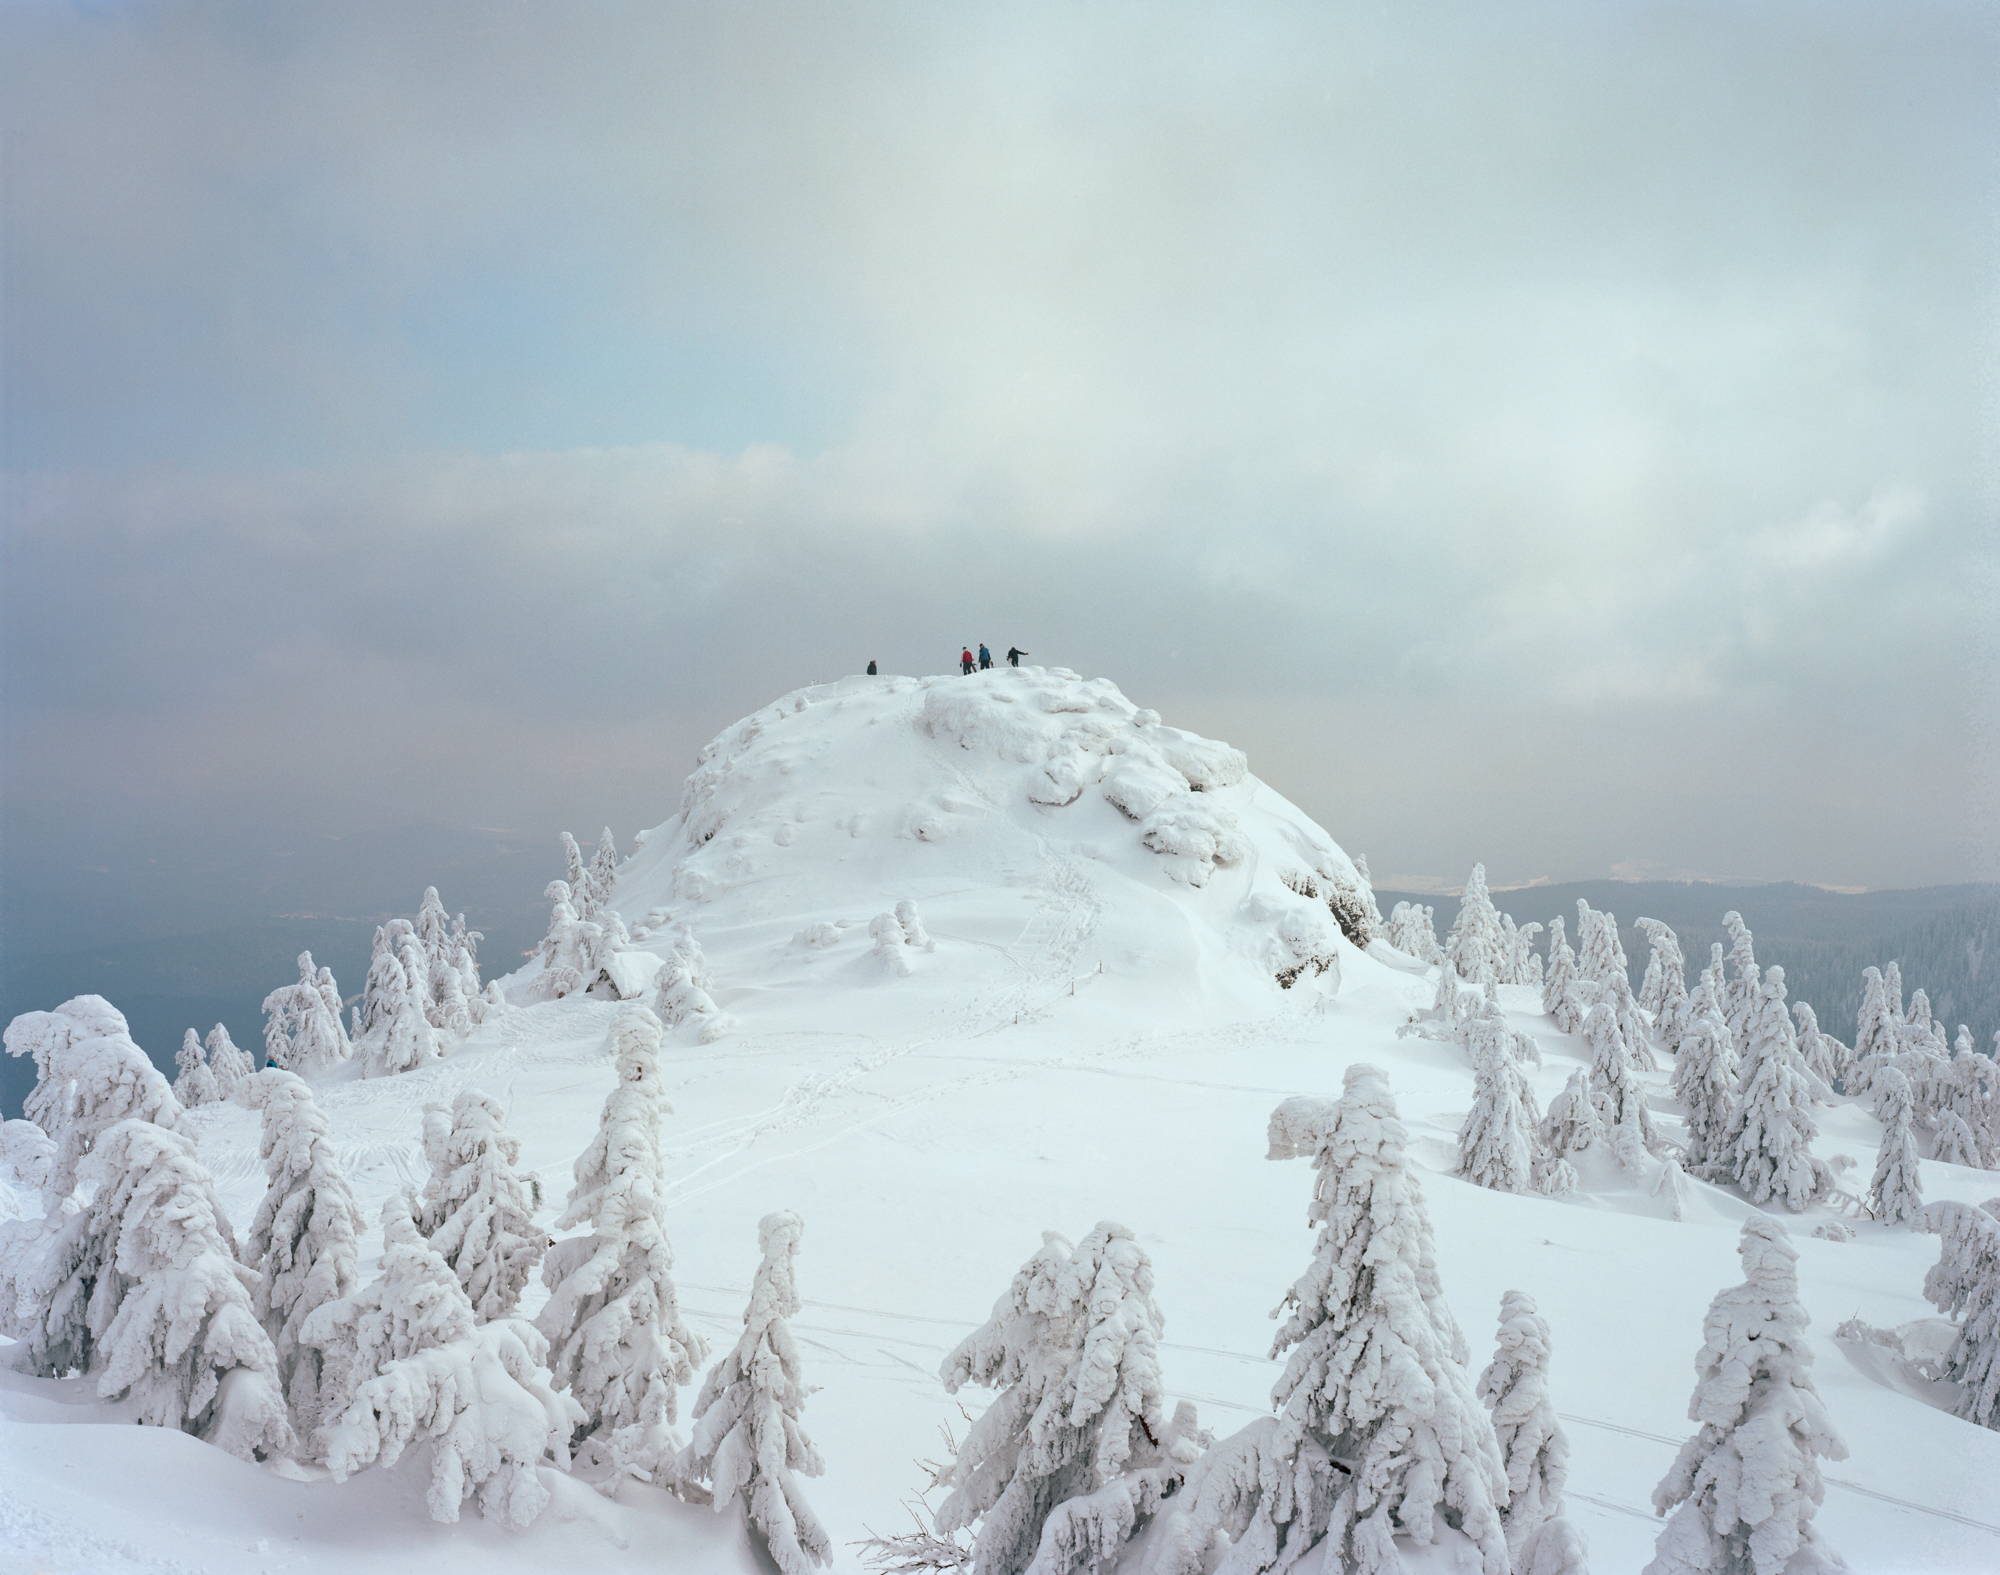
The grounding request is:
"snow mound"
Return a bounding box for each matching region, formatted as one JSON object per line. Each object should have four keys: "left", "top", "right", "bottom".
{"left": 541, "top": 669, "right": 1381, "bottom": 1027}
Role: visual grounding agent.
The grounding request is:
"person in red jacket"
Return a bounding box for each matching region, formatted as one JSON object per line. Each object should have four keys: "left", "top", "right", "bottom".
{"left": 960, "top": 647, "right": 976, "bottom": 675}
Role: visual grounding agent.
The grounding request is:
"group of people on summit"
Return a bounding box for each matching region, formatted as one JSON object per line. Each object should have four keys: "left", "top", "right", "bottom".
{"left": 862, "top": 644, "right": 1028, "bottom": 677}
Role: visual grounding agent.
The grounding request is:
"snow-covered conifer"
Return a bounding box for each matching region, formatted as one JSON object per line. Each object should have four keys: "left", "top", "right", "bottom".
{"left": 1217, "top": 1067, "right": 1510, "bottom": 1574}
{"left": 1606, "top": 968, "right": 1657, "bottom": 1072}
{"left": 652, "top": 934, "right": 732, "bottom": 1041}
{"left": 1720, "top": 912, "right": 1759, "bottom": 1047}
{"left": 536, "top": 1006, "right": 706, "bottom": 1488}
{"left": 1934, "top": 1109, "right": 1982, "bottom": 1168}
{"left": 1400, "top": 960, "right": 1469, "bottom": 1042}
{"left": 1637, "top": 918, "right": 1691, "bottom": 1056}
{"left": 173, "top": 1028, "right": 220, "bottom": 1107}
{"left": 1543, "top": 917, "right": 1583, "bottom": 1034}
{"left": 1477, "top": 1291, "right": 1579, "bottom": 1571}
{"left": 414, "top": 885, "right": 453, "bottom": 968}
{"left": 1541, "top": 1069, "right": 1601, "bottom": 1162}
{"left": 1645, "top": 1217, "right": 1848, "bottom": 1575}
{"left": 935, "top": 1220, "right": 1177, "bottom": 1575}
{"left": 1921, "top": 1200, "right": 2000, "bottom": 1429}
{"left": 533, "top": 880, "right": 591, "bottom": 999}
{"left": 207, "top": 1022, "right": 258, "bottom": 1094}
{"left": 85, "top": 1119, "right": 293, "bottom": 1461}
{"left": 262, "top": 952, "right": 352, "bottom": 1077}
{"left": 581, "top": 827, "right": 620, "bottom": 921}
{"left": 1672, "top": 1009, "right": 1738, "bottom": 1180}
{"left": 1867, "top": 1067, "right": 1924, "bottom": 1225}
{"left": 895, "top": 899, "right": 936, "bottom": 951}
{"left": 1576, "top": 901, "right": 1627, "bottom": 986}
{"left": 1388, "top": 901, "right": 1446, "bottom": 965}
{"left": 1790, "top": 1003, "right": 1848, "bottom": 1097}
{"left": 1653, "top": 1157, "right": 1692, "bottom": 1221}
{"left": 1446, "top": 864, "right": 1507, "bottom": 984}
{"left": 1722, "top": 970, "right": 1827, "bottom": 1213}
{"left": 1851, "top": 965, "right": 1896, "bottom": 1072}
{"left": 242, "top": 1069, "right": 363, "bottom": 1441}
{"left": 414, "top": 1088, "right": 549, "bottom": 1322}
{"left": 354, "top": 927, "right": 441, "bottom": 1077}
{"left": 1510, "top": 918, "right": 1545, "bottom": 990}
{"left": 680, "top": 1210, "right": 831, "bottom": 1575}
{"left": 1583, "top": 1002, "right": 1656, "bottom": 1170}
{"left": 1458, "top": 1025, "right": 1541, "bottom": 1195}
{"left": 560, "top": 830, "right": 588, "bottom": 908}
{"left": 871, "top": 911, "right": 915, "bottom": 976}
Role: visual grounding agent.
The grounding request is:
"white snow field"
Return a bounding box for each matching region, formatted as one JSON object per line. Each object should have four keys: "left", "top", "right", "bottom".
{"left": 5, "top": 666, "right": 1999, "bottom": 1574}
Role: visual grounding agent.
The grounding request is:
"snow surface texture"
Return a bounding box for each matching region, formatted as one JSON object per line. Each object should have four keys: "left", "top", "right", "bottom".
{"left": 3, "top": 670, "right": 1999, "bottom": 1575}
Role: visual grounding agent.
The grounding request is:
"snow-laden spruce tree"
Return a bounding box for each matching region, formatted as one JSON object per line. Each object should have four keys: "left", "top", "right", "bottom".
{"left": 1176, "top": 1069, "right": 1509, "bottom": 1575}
{"left": 207, "top": 1022, "right": 259, "bottom": 1096}
{"left": 935, "top": 1220, "right": 1177, "bottom": 1575}
{"left": 413, "top": 1087, "right": 549, "bottom": 1322}
{"left": 536, "top": 1005, "right": 707, "bottom": 1488}
{"left": 1575, "top": 901, "right": 1627, "bottom": 986}
{"left": 85, "top": 1118, "right": 294, "bottom": 1461}
{"left": 1543, "top": 917, "right": 1583, "bottom": 1034}
{"left": 1921, "top": 1199, "right": 2000, "bottom": 1430}
{"left": 1638, "top": 919, "right": 1692, "bottom": 1056}
{"left": 262, "top": 951, "right": 353, "bottom": 1077}
{"left": 1606, "top": 968, "right": 1658, "bottom": 1073}
{"left": 1583, "top": 1002, "right": 1656, "bottom": 1172}
{"left": 1399, "top": 960, "right": 1470, "bottom": 1043}
{"left": 1477, "top": 1291, "right": 1587, "bottom": 1574}
{"left": 560, "top": 830, "right": 589, "bottom": 909}
{"left": 533, "top": 880, "right": 593, "bottom": 1000}
{"left": 679, "top": 1210, "right": 831, "bottom": 1575}
{"left": 242, "top": 1070, "right": 363, "bottom": 1442}
{"left": 652, "top": 927, "right": 732, "bottom": 1040}
{"left": 1387, "top": 901, "right": 1445, "bottom": 965}
{"left": 1866, "top": 1067, "right": 1924, "bottom": 1225}
{"left": 1933, "top": 1109, "right": 1983, "bottom": 1168}
{"left": 1446, "top": 864, "right": 1507, "bottom": 985}
{"left": 1508, "top": 918, "right": 1545, "bottom": 990}
{"left": 1458, "top": 1019, "right": 1541, "bottom": 1195}
{"left": 1672, "top": 1008, "right": 1739, "bottom": 1180}
{"left": 1789, "top": 1003, "right": 1848, "bottom": 1098}
{"left": 1722, "top": 970, "right": 1827, "bottom": 1213}
{"left": 871, "top": 911, "right": 916, "bottom": 976}
{"left": 1645, "top": 1216, "right": 1849, "bottom": 1575}
{"left": 308, "top": 1203, "right": 583, "bottom": 1525}
{"left": 355, "top": 924, "right": 443, "bottom": 1077}
{"left": 173, "top": 1028, "right": 220, "bottom": 1107}
{"left": 895, "top": 899, "right": 936, "bottom": 951}
{"left": 1720, "top": 913, "right": 1760, "bottom": 1048}
{"left": 581, "top": 827, "right": 620, "bottom": 920}
{"left": 1540, "top": 1069, "right": 1601, "bottom": 1165}
{"left": 414, "top": 885, "right": 454, "bottom": 968}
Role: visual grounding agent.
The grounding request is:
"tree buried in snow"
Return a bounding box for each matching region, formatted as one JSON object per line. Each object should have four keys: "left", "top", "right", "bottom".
{"left": 1645, "top": 1216, "right": 1849, "bottom": 1575}
{"left": 172, "top": 1029, "right": 219, "bottom": 1107}
{"left": 1920, "top": 1199, "right": 2000, "bottom": 1430}
{"left": 933, "top": 1221, "right": 1184, "bottom": 1575}
{"left": 678, "top": 1211, "right": 832, "bottom": 1575}
{"left": 535, "top": 1005, "right": 707, "bottom": 1489}
{"left": 413, "top": 1088, "right": 549, "bottom": 1322}
{"left": 1478, "top": 1291, "right": 1588, "bottom": 1574}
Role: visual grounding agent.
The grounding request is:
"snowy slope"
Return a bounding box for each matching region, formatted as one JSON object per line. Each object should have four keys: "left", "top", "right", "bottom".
{"left": 4, "top": 668, "right": 1999, "bottom": 1575}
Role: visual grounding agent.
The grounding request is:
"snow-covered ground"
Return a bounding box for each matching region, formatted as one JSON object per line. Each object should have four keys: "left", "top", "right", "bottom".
{"left": 4, "top": 666, "right": 1998, "bottom": 1574}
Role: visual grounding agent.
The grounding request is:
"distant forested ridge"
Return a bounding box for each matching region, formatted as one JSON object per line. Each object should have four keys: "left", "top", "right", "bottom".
{"left": 1376, "top": 880, "right": 2000, "bottom": 1055}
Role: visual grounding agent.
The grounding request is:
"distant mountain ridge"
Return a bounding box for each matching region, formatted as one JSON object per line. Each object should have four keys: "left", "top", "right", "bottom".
{"left": 1377, "top": 878, "right": 2000, "bottom": 1053}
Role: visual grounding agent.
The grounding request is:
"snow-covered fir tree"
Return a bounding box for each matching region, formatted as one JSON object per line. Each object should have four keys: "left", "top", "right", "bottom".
{"left": 1543, "top": 917, "right": 1583, "bottom": 1034}
{"left": 895, "top": 899, "right": 936, "bottom": 951}
{"left": 1637, "top": 918, "right": 1691, "bottom": 1055}
{"left": 206, "top": 1022, "right": 259, "bottom": 1097}
{"left": 1575, "top": 900, "right": 1627, "bottom": 987}
{"left": 262, "top": 951, "right": 353, "bottom": 1077}
{"left": 1541, "top": 1069, "right": 1602, "bottom": 1163}
{"left": 1851, "top": 965, "right": 1897, "bottom": 1072}
{"left": 535, "top": 1005, "right": 707, "bottom": 1488}
{"left": 173, "top": 1028, "right": 219, "bottom": 1107}
{"left": 1921, "top": 1199, "right": 2000, "bottom": 1430}
{"left": 652, "top": 926, "right": 732, "bottom": 1040}
{"left": 1508, "top": 918, "right": 1545, "bottom": 990}
{"left": 1583, "top": 1002, "right": 1656, "bottom": 1171}
{"left": 560, "top": 830, "right": 589, "bottom": 910}
{"left": 1722, "top": 970, "right": 1828, "bottom": 1213}
{"left": 1387, "top": 901, "right": 1445, "bottom": 966}
{"left": 1176, "top": 1069, "right": 1508, "bottom": 1575}
{"left": 533, "top": 880, "right": 592, "bottom": 1000}
{"left": 1446, "top": 863, "right": 1507, "bottom": 985}
{"left": 1477, "top": 1290, "right": 1587, "bottom": 1574}
{"left": 871, "top": 911, "right": 915, "bottom": 976}
{"left": 413, "top": 1088, "right": 549, "bottom": 1322}
{"left": 307, "top": 1203, "right": 582, "bottom": 1525}
{"left": 1866, "top": 1067, "right": 1925, "bottom": 1225}
{"left": 1933, "top": 1109, "right": 1983, "bottom": 1168}
{"left": 679, "top": 1210, "right": 831, "bottom": 1575}
{"left": 84, "top": 1119, "right": 294, "bottom": 1461}
{"left": 1606, "top": 968, "right": 1657, "bottom": 1073}
{"left": 1645, "top": 1216, "right": 1848, "bottom": 1575}
{"left": 242, "top": 1069, "right": 363, "bottom": 1443}
{"left": 1720, "top": 912, "right": 1760, "bottom": 1048}
{"left": 414, "top": 885, "right": 454, "bottom": 968}
{"left": 353, "top": 923, "right": 442, "bottom": 1077}
{"left": 1671, "top": 1008, "right": 1738, "bottom": 1180}
{"left": 935, "top": 1220, "right": 1176, "bottom": 1575}
{"left": 1790, "top": 1003, "right": 1848, "bottom": 1097}
{"left": 1399, "top": 959, "right": 1469, "bottom": 1042}
{"left": 1458, "top": 1020, "right": 1542, "bottom": 1195}
{"left": 581, "top": 827, "right": 621, "bottom": 920}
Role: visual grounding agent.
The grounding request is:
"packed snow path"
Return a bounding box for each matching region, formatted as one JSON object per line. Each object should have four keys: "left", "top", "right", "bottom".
{"left": 5, "top": 670, "right": 1998, "bottom": 1573}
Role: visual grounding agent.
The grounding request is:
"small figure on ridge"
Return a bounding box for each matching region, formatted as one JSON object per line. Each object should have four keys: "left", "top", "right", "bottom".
{"left": 1006, "top": 645, "right": 1027, "bottom": 668}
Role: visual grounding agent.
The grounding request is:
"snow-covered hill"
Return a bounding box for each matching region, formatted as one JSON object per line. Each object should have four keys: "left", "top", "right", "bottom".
{"left": 4, "top": 668, "right": 1998, "bottom": 1575}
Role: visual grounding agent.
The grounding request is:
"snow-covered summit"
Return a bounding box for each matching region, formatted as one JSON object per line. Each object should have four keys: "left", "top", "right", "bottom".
{"left": 546, "top": 667, "right": 1382, "bottom": 1028}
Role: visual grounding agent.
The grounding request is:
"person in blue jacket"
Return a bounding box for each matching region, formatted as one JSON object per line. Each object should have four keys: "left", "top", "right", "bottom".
{"left": 978, "top": 643, "right": 993, "bottom": 670}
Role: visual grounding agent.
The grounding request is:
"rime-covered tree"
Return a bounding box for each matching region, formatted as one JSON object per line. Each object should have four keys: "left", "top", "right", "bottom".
{"left": 581, "top": 827, "right": 621, "bottom": 921}
{"left": 935, "top": 1221, "right": 1175, "bottom": 1575}
{"left": 85, "top": 1119, "right": 294, "bottom": 1460}
{"left": 1638, "top": 919, "right": 1691, "bottom": 1055}
{"left": 680, "top": 1211, "right": 831, "bottom": 1575}
{"left": 307, "top": 1203, "right": 582, "bottom": 1525}
{"left": 1645, "top": 1217, "right": 1848, "bottom": 1575}
{"left": 1477, "top": 1291, "right": 1586, "bottom": 1573}
{"left": 1922, "top": 1199, "right": 2000, "bottom": 1430}
{"left": 1672, "top": 1009, "right": 1739, "bottom": 1180}
{"left": 1606, "top": 968, "right": 1657, "bottom": 1073}
{"left": 355, "top": 926, "right": 442, "bottom": 1077}
{"left": 1584, "top": 1003, "right": 1655, "bottom": 1171}
{"left": 262, "top": 952, "right": 353, "bottom": 1077}
{"left": 1458, "top": 1024, "right": 1541, "bottom": 1195}
{"left": 1541, "top": 1069, "right": 1601, "bottom": 1164}
{"left": 207, "top": 1022, "right": 258, "bottom": 1095}
{"left": 242, "top": 1069, "right": 363, "bottom": 1441}
{"left": 1446, "top": 864, "right": 1507, "bottom": 985}
{"left": 1387, "top": 901, "right": 1445, "bottom": 966}
{"left": 560, "top": 830, "right": 589, "bottom": 908}
{"left": 536, "top": 1005, "right": 706, "bottom": 1488}
{"left": 414, "top": 1088, "right": 549, "bottom": 1322}
{"left": 1575, "top": 901, "right": 1626, "bottom": 987}
{"left": 653, "top": 926, "right": 731, "bottom": 1040}
{"left": 1225, "top": 1069, "right": 1509, "bottom": 1575}
{"left": 1720, "top": 913, "right": 1759, "bottom": 1049}
{"left": 1789, "top": 1003, "right": 1847, "bottom": 1098}
{"left": 1933, "top": 1109, "right": 1982, "bottom": 1168}
{"left": 1866, "top": 1068, "right": 1925, "bottom": 1225}
{"left": 1722, "top": 970, "right": 1827, "bottom": 1213}
{"left": 895, "top": 899, "right": 936, "bottom": 951}
{"left": 533, "top": 880, "right": 592, "bottom": 1000}
{"left": 1509, "top": 918, "right": 1545, "bottom": 990}
{"left": 1400, "top": 959, "right": 1470, "bottom": 1043}
{"left": 1543, "top": 917, "right": 1583, "bottom": 1034}
{"left": 414, "top": 885, "right": 453, "bottom": 966}
{"left": 173, "top": 1029, "right": 220, "bottom": 1107}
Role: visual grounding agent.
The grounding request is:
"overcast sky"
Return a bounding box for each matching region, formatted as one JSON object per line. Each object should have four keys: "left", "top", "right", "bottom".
{"left": 3, "top": 0, "right": 1995, "bottom": 915}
